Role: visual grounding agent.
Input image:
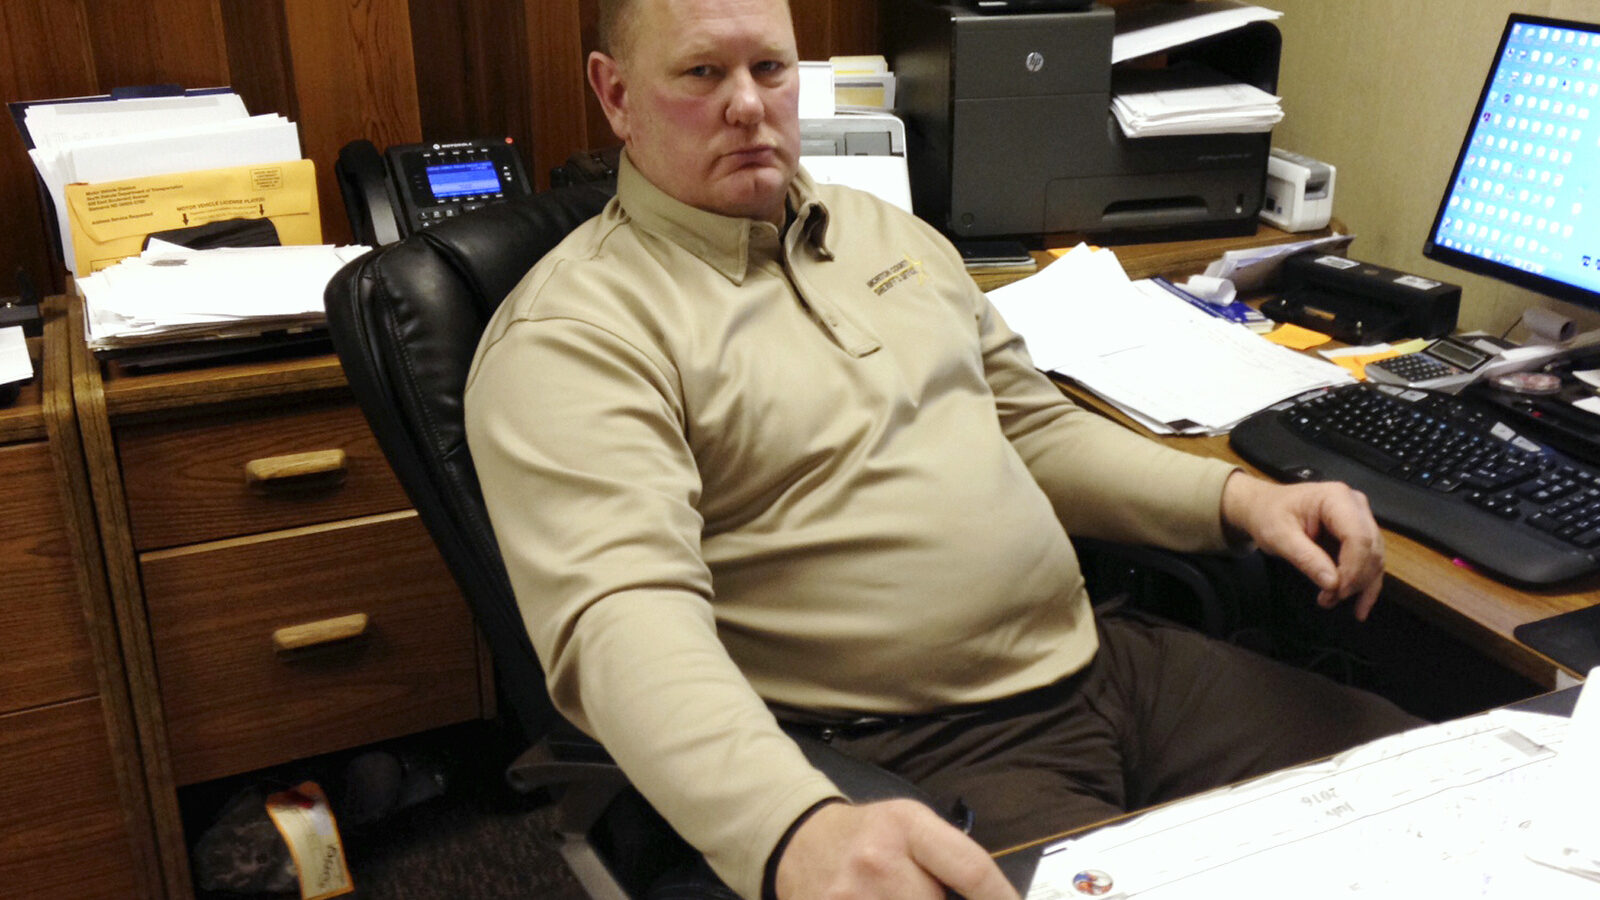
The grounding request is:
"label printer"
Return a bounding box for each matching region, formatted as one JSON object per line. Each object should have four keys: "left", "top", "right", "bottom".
{"left": 885, "top": 0, "right": 1281, "bottom": 240}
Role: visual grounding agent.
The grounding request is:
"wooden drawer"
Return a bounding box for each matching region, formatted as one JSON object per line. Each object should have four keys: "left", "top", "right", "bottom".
{"left": 142, "top": 511, "right": 481, "bottom": 784}
{"left": 0, "top": 441, "right": 97, "bottom": 713}
{"left": 118, "top": 399, "right": 414, "bottom": 551}
{"left": 0, "top": 698, "right": 141, "bottom": 899}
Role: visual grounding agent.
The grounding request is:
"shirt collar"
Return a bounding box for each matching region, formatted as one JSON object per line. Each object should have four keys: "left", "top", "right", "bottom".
{"left": 615, "top": 151, "right": 834, "bottom": 284}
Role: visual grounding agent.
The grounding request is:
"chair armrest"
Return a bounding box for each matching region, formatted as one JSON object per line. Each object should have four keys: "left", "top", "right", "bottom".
{"left": 1075, "top": 537, "right": 1270, "bottom": 638}
{"left": 789, "top": 733, "right": 942, "bottom": 812}
{"left": 505, "top": 730, "right": 940, "bottom": 813}
{"left": 506, "top": 738, "right": 633, "bottom": 840}
{"left": 506, "top": 725, "right": 959, "bottom": 900}
{"left": 506, "top": 728, "right": 945, "bottom": 826}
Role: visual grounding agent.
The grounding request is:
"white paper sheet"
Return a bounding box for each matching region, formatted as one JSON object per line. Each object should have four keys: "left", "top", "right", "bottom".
{"left": 1202, "top": 232, "right": 1355, "bottom": 291}
{"left": 801, "top": 156, "right": 913, "bottom": 212}
{"left": 0, "top": 326, "right": 32, "bottom": 388}
{"left": 798, "top": 61, "right": 836, "bottom": 118}
{"left": 1111, "top": 63, "right": 1282, "bottom": 138}
{"left": 987, "top": 245, "right": 1351, "bottom": 435}
{"left": 1028, "top": 709, "right": 1598, "bottom": 900}
{"left": 1527, "top": 667, "right": 1600, "bottom": 881}
{"left": 76, "top": 243, "right": 370, "bottom": 351}
{"left": 1112, "top": 0, "right": 1283, "bottom": 64}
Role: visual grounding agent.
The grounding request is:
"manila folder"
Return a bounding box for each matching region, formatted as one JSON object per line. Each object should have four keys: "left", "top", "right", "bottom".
{"left": 64, "top": 159, "right": 321, "bottom": 276}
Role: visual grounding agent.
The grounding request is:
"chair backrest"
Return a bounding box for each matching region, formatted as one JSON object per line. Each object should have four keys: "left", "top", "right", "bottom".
{"left": 323, "top": 184, "right": 614, "bottom": 740}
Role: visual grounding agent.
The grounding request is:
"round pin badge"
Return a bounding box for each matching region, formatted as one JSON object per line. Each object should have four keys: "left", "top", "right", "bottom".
{"left": 1490, "top": 371, "right": 1562, "bottom": 395}
{"left": 1072, "top": 869, "right": 1115, "bottom": 896}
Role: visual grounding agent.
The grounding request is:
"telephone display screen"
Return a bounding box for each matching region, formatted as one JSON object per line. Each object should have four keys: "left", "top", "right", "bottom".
{"left": 426, "top": 161, "right": 502, "bottom": 199}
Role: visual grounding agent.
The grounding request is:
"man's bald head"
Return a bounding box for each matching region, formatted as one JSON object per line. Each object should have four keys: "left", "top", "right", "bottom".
{"left": 596, "top": 0, "right": 790, "bottom": 60}
{"left": 587, "top": 0, "right": 801, "bottom": 225}
{"left": 595, "top": 0, "right": 637, "bottom": 59}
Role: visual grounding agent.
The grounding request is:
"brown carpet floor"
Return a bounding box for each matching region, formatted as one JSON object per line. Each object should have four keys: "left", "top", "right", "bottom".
{"left": 185, "top": 720, "right": 588, "bottom": 900}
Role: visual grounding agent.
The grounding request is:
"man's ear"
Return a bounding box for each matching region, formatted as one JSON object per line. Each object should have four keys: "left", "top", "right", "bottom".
{"left": 587, "top": 51, "right": 631, "bottom": 143}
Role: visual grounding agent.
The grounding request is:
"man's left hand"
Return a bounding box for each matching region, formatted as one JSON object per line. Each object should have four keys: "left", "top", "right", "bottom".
{"left": 1219, "top": 471, "right": 1384, "bottom": 620}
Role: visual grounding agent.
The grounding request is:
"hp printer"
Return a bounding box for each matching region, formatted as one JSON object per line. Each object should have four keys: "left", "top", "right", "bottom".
{"left": 886, "top": 0, "right": 1280, "bottom": 239}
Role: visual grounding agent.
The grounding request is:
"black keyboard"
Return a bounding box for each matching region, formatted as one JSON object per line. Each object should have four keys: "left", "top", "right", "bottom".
{"left": 1229, "top": 382, "right": 1600, "bottom": 584}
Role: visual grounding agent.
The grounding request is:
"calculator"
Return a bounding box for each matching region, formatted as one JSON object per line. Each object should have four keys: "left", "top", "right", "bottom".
{"left": 1365, "top": 335, "right": 1505, "bottom": 392}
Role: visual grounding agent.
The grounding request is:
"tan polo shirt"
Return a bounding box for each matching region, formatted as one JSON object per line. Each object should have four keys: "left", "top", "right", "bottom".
{"left": 464, "top": 155, "right": 1237, "bottom": 898}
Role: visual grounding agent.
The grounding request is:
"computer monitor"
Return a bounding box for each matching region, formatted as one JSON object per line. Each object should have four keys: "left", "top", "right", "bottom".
{"left": 1423, "top": 14, "right": 1600, "bottom": 313}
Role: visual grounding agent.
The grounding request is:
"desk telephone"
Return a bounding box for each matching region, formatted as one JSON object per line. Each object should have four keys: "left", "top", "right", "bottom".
{"left": 335, "top": 137, "right": 532, "bottom": 246}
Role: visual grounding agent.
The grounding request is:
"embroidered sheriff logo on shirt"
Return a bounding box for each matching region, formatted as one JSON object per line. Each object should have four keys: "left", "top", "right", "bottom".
{"left": 867, "top": 255, "right": 926, "bottom": 296}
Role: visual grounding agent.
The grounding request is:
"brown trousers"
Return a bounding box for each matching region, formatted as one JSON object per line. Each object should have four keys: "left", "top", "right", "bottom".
{"left": 792, "top": 613, "right": 1422, "bottom": 852}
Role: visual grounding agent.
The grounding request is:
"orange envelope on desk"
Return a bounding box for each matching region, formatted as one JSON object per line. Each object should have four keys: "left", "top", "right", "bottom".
{"left": 63, "top": 159, "right": 321, "bottom": 277}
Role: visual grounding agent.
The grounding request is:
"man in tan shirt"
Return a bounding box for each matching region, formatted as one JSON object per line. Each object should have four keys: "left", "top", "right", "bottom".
{"left": 464, "top": 1, "right": 1415, "bottom": 898}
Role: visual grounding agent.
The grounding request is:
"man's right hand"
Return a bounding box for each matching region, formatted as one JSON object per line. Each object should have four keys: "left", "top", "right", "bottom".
{"left": 773, "top": 799, "right": 1022, "bottom": 900}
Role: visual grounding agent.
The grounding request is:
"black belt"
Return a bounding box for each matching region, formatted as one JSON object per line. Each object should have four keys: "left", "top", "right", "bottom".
{"left": 777, "top": 666, "right": 1090, "bottom": 743}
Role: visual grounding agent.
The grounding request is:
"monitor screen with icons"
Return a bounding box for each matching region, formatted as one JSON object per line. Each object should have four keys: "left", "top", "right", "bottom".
{"left": 1423, "top": 14, "right": 1600, "bottom": 313}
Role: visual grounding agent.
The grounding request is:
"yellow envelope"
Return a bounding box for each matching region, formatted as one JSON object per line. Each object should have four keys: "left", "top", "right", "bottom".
{"left": 64, "top": 159, "right": 321, "bottom": 276}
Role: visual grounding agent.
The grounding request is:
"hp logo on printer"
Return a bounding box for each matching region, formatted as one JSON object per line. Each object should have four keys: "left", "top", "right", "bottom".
{"left": 1025, "top": 51, "right": 1044, "bottom": 73}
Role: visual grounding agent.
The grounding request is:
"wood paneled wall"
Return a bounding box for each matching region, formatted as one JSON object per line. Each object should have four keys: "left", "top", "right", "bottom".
{"left": 0, "top": 0, "right": 882, "bottom": 298}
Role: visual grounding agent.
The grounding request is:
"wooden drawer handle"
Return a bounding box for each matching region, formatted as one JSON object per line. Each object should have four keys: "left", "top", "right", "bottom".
{"left": 272, "top": 613, "right": 369, "bottom": 654}
{"left": 245, "top": 449, "right": 348, "bottom": 489}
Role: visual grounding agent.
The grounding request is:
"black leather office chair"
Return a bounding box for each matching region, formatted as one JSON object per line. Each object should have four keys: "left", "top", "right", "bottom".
{"left": 322, "top": 183, "right": 1269, "bottom": 898}
{"left": 323, "top": 184, "right": 953, "bottom": 899}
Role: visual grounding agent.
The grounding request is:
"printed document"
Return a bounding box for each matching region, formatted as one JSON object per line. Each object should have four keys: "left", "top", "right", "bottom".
{"left": 1028, "top": 680, "right": 1600, "bottom": 899}
{"left": 987, "top": 244, "right": 1351, "bottom": 435}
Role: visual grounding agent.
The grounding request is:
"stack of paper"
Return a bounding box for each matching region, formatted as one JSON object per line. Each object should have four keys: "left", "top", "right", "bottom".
{"left": 77, "top": 242, "right": 370, "bottom": 353}
{"left": 830, "top": 55, "right": 896, "bottom": 113}
{"left": 988, "top": 244, "right": 1352, "bottom": 435}
{"left": 1111, "top": 0, "right": 1283, "bottom": 64}
{"left": 19, "top": 92, "right": 304, "bottom": 275}
{"left": 1204, "top": 232, "right": 1354, "bottom": 290}
{"left": 1111, "top": 62, "right": 1283, "bottom": 138}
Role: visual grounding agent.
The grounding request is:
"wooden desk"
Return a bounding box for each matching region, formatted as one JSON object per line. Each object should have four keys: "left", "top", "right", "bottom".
{"left": 1051, "top": 380, "right": 1598, "bottom": 691}
{"left": 1003, "top": 226, "right": 1597, "bottom": 691}
{"left": 967, "top": 221, "right": 1326, "bottom": 292}
{"left": 66, "top": 303, "right": 493, "bottom": 900}
{"left": 0, "top": 299, "right": 161, "bottom": 898}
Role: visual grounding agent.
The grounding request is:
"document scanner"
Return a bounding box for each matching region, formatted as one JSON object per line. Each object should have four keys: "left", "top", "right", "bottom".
{"left": 885, "top": 0, "right": 1280, "bottom": 240}
{"left": 1261, "top": 251, "right": 1462, "bottom": 344}
{"left": 799, "top": 113, "right": 913, "bottom": 213}
{"left": 800, "top": 113, "right": 906, "bottom": 160}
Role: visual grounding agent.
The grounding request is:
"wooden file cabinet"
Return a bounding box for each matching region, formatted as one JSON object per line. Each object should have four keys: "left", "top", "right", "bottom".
{"left": 69, "top": 305, "right": 492, "bottom": 899}
{"left": 0, "top": 300, "right": 160, "bottom": 898}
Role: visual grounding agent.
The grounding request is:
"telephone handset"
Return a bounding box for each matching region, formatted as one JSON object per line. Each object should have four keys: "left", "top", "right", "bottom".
{"left": 335, "top": 137, "right": 533, "bottom": 246}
